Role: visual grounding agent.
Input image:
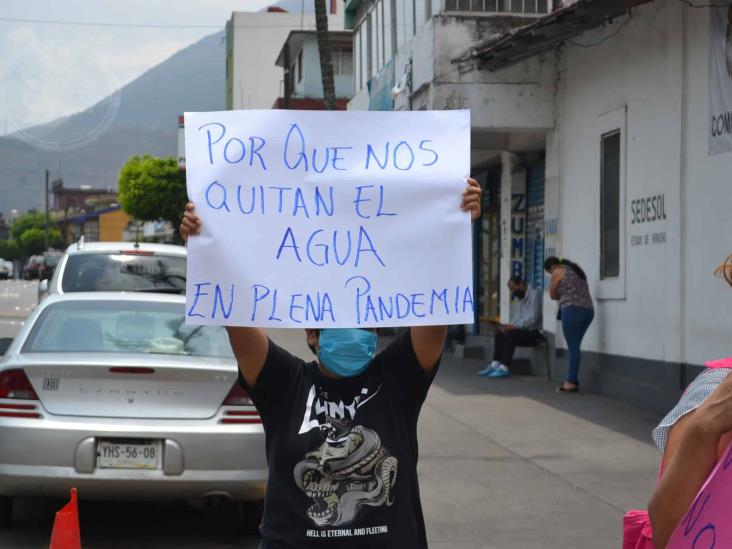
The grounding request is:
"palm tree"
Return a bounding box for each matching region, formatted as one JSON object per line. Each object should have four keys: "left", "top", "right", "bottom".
{"left": 314, "top": 0, "right": 337, "bottom": 110}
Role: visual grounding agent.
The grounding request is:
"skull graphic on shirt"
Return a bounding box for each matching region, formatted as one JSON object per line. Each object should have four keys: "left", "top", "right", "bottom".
{"left": 293, "top": 417, "right": 398, "bottom": 527}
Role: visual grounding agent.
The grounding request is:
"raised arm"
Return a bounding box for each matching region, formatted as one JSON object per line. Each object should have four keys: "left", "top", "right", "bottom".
{"left": 410, "top": 178, "right": 481, "bottom": 373}
{"left": 180, "top": 203, "right": 270, "bottom": 388}
{"left": 549, "top": 268, "right": 564, "bottom": 300}
{"left": 649, "top": 374, "right": 732, "bottom": 548}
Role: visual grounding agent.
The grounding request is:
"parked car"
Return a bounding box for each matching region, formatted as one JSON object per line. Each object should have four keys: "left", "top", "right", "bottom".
{"left": 38, "top": 240, "right": 187, "bottom": 302}
{"left": 38, "top": 251, "right": 63, "bottom": 281}
{"left": 23, "top": 255, "right": 44, "bottom": 280}
{"left": 0, "top": 260, "right": 10, "bottom": 281}
{"left": 0, "top": 292, "right": 266, "bottom": 528}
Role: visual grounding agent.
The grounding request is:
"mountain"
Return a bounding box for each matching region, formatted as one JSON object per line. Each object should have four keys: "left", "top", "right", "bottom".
{"left": 0, "top": 30, "right": 226, "bottom": 217}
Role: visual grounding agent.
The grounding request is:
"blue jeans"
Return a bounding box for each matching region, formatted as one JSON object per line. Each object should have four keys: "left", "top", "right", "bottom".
{"left": 561, "top": 305, "right": 594, "bottom": 384}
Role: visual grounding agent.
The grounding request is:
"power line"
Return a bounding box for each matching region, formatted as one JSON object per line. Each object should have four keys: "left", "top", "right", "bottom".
{"left": 0, "top": 15, "right": 358, "bottom": 30}
{"left": 0, "top": 15, "right": 325, "bottom": 30}
{"left": 567, "top": 10, "right": 634, "bottom": 48}
{"left": 0, "top": 14, "right": 414, "bottom": 30}
{"left": 676, "top": 0, "right": 731, "bottom": 7}
{"left": 566, "top": 0, "right": 730, "bottom": 50}
{"left": 0, "top": 15, "right": 225, "bottom": 29}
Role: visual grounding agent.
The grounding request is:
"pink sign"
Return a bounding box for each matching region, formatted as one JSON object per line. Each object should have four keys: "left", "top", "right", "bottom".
{"left": 667, "top": 441, "right": 732, "bottom": 548}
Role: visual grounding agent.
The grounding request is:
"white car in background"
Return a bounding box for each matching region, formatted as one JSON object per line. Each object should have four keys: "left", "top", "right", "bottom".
{"left": 0, "top": 292, "right": 266, "bottom": 528}
{"left": 38, "top": 240, "right": 187, "bottom": 302}
{"left": 0, "top": 260, "right": 12, "bottom": 280}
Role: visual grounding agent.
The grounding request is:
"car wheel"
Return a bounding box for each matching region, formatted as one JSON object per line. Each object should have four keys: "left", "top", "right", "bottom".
{"left": 0, "top": 496, "right": 13, "bottom": 527}
{"left": 240, "top": 500, "right": 263, "bottom": 535}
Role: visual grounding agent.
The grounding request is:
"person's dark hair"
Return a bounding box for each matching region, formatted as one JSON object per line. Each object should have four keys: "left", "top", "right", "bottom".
{"left": 508, "top": 275, "right": 525, "bottom": 286}
{"left": 307, "top": 329, "right": 319, "bottom": 355}
{"left": 544, "top": 256, "right": 587, "bottom": 282}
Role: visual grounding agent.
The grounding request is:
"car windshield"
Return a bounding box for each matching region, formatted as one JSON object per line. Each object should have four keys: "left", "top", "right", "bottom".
{"left": 23, "top": 300, "right": 233, "bottom": 358}
{"left": 61, "top": 252, "right": 186, "bottom": 293}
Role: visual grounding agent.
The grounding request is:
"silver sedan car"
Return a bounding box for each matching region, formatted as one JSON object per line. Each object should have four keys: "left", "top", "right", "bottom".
{"left": 0, "top": 292, "right": 266, "bottom": 527}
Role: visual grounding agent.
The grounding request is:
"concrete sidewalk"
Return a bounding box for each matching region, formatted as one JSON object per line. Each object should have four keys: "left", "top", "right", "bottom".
{"left": 419, "top": 350, "right": 661, "bottom": 549}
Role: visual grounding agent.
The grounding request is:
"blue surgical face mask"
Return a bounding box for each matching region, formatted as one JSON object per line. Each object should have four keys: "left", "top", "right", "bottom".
{"left": 318, "top": 328, "right": 377, "bottom": 378}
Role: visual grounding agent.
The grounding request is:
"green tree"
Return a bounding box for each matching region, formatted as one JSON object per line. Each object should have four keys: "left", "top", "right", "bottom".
{"left": 10, "top": 212, "right": 46, "bottom": 241}
{"left": 118, "top": 155, "right": 187, "bottom": 233}
{"left": 18, "top": 228, "right": 62, "bottom": 257}
{"left": 0, "top": 240, "right": 20, "bottom": 261}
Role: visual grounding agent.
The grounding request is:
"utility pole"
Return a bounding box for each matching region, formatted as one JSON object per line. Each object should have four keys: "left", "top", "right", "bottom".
{"left": 44, "top": 169, "right": 49, "bottom": 250}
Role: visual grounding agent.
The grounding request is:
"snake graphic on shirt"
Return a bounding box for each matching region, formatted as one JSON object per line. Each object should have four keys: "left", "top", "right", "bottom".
{"left": 293, "top": 417, "right": 398, "bottom": 527}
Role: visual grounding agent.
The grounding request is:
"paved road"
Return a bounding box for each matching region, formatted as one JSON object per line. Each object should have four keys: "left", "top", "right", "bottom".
{"left": 0, "top": 280, "right": 661, "bottom": 548}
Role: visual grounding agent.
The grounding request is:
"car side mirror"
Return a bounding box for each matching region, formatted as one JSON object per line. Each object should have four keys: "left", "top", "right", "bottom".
{"left": 0, "top": 337, "right": 13, "bottom": 356}
{"left": 39, "top": 279, "right": 49, "bottom": 293}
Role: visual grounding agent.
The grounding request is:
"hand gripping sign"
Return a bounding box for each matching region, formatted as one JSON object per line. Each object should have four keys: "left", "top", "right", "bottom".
{"left": 184, "top": 109, "right": 472, "bottom": 328}
{"left": 667, "top": 440, "right": 732, "bottom": 549}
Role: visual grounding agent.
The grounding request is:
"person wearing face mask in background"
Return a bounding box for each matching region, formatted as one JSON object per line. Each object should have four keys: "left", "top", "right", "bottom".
{"left": 478, "top": 276, "right": 542, "bottom": 379}
{"left": 180, "top": 178, "right": 482, "bottom": 549}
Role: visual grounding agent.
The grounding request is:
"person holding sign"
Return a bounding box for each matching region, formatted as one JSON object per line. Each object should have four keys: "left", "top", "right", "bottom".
{"left": 645, "top": 253, "right": 732, "bottom": 548}
{"left": 180, "top": 177, "right": 481, "bottom": 548}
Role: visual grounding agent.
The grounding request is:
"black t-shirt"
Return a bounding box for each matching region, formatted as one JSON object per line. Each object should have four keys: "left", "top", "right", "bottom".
{"left": 240, "top": 330, "right": 438, "bottom": 548}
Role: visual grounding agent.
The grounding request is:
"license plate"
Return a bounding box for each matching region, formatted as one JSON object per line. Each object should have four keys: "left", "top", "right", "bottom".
{"left": 97, "top": 439, "right": 162, "bottom": 470}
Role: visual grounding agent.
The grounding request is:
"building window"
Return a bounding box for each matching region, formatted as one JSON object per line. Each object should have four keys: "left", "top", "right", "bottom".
{"left": 83, "top": 220, "right": 100, "bottom": 243}
{"left": 375, "top": 2, "right": 382, "bottom": 72}
{"left": 404, "top": 0, "right": 415, "bottom": 38}
{"left": 353, "top": 24, "right": 364, "bottom": 91}
{"left": 390, "top": 0, "right": 397, "bottom": 57}
{"left": 444, "top": 0, "right": 549, "bottom": 14}
{"left": 380, "top": 1, "right": 386, "bottom": 66}
{"left": 333, "top": 50, "right": 353, "bottom": 76}
{"left": 596, "top": 106, "right": 626, "bottom": 300}
{"left": 412, "top": 0, "right": 417, "bottom": 36}
{"left": 390, "top": 0, "right": 399, "bottom": 57}
{"left": 600, "top": 130, "right": 620, "bottom": 279}
{"left": 426, "top": 0, "right": 432, "bottom": 21}
{"left": 297, "top": 50, "right": 303, "bottom": 83}
{"left": 357, "top": 26, "right": 364, "bottom": 89}
{"left": 366, "top": 12, "right": 374, "bottom": 80}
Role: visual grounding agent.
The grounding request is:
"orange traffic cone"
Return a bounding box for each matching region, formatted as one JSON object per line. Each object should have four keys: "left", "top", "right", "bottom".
{"left": 49, "top": 487, "right": 81, "bottom": 549}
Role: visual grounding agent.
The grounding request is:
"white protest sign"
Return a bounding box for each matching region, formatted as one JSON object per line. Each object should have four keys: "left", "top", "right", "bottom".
{"left": 184, "top": 109, "right": 472, "bottom": 328}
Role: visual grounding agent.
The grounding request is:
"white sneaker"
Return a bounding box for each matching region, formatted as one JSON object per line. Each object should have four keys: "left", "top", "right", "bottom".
{"left": 478, "top": 361, "right": 500, "bottom": 376}
{"left": 486, "top": 364, "right": 510, "bottom": 378}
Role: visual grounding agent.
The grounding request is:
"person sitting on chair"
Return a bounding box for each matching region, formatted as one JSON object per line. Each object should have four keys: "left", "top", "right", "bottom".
{"left": 479, "top": 276, "right": 542, "bottom": 378}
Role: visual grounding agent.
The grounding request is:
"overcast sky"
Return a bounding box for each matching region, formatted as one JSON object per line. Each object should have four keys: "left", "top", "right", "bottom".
{"left": 0, "top": 0, "right": 279, "bottom": 136}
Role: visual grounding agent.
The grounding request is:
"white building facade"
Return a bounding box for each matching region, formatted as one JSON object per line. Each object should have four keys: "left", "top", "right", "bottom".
{"left": 226, "top": 7, "right": 343, "bottom": 110}
{"left": 275, "top": 30, "right": 354, "bottom": 109}
{"left": 348, "top": 0, "right": 732, "bottom": 413}
{"left": 538, "top": 0, "right": 732, "bottom": 412}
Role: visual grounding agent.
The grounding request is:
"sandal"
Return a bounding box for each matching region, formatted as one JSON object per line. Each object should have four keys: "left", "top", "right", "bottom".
{"left": 556, "top": 383, "right": 579, "bottom": 393}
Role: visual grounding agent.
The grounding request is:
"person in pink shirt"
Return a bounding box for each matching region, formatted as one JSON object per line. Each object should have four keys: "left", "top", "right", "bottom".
{"left": 648, "top": 253, "right": 732, "bottom": 548}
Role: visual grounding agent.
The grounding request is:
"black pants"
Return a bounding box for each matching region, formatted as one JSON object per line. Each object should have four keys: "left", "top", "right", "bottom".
{"left": 446, "top": 324, "right": 466, "bottom": 347}
{"left": 493, "top": 329, "right": 540, "bottom": 367}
